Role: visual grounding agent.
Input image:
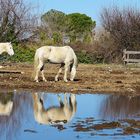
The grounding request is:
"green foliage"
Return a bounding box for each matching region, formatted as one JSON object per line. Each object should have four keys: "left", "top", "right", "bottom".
{"left": 41, "top": 9, "right": 67, "bottom": 32}
{"left": 8, "top": 45, "right": 35, "bottom": 62}
{"left": 66, "top": 13, "right": 96, "bottom": 42}
{"left": 76, "top": 52, "right": 93, "bottom": 64}
{"left": 76, "top": 52, "right": 106, "bottom": 64}
{"left": 40, "top": 31, "right": 47, "bottom": 41}
{"left": 52, "top": 32, "right": 62, "bottom": 45}
{"left": 67, "top": 13, "right": 94, "bottom": 34}
{"left": 40, "top": 10, "right": 96, "bottom": 44}
{"left": 83, "top": 33, "right": 93, "bottom": 44}
{"left": 40, "top": 9, "right": 67, "bottom": 45}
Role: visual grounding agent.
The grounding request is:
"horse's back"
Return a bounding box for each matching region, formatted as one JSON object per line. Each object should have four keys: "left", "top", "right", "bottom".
{"left": 39, "top": 45, "right": 72, "bottom": 56}
{"left": 36, "top": 45, "right": 76, "bottom": 63}
{"left": 38, "top": 45, "right": 71, "bottom": 50}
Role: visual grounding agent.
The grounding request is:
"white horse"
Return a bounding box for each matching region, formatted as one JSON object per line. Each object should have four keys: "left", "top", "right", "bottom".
{"left": 0, "top": 42, "right": 14, "bottom": 56}
{"left": 33, "top": 46, "right": 78, "bottom": 82}
{"left": 32, "top": 93, "right": 77, "bottom": 125}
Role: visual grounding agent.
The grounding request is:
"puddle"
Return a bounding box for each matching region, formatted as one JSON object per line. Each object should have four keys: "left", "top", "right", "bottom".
{"left": 0, "top": 91, "right": 140, "bottom": 140}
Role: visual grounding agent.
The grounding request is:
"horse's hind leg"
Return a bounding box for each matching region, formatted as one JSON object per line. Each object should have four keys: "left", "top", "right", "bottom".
{"left": 70, "top": 64, "right": 76, "bottom": 81}
{"left": 55, "top": 63, "right": 64, "bottom": 81}
{"left": 64, "top": 62, "right": 70, "bottom": 82}
{"left": 40, "top": 64, "right": 47, "bottom": 82}
{"left": 35, "top": 61, "right": 46, "bottom": 82}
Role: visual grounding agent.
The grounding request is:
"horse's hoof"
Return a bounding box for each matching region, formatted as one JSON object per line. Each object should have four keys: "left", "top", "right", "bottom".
{"left": 70, "top": 79, "right": 74, "bottom": 81}
{"left": 55, "top": 77, "right": 58, "bottom": 82}
{"left": 43, "top": 79, "right": 47, "bottom": 82}
{"left": 64, "top": 79, "right": 68, "bottom": 82}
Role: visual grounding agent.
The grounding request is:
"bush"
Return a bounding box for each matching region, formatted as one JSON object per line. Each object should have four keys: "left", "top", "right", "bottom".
{"left": 8, "top": 44, "right": 35, "bottom": 62}
{"left": 76, "top": 52, "right": 93, "bottom": 64}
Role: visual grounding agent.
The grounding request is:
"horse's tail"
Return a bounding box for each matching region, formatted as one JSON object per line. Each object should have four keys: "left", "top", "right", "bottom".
{"left": 69, "top": 47, "right": 78, "bottom": 81}
{"left": 69, "top": 94, "right": 77, "bottom": 120}
{"left": 70, "top": 46, "right": 78, "bottom": 68}
{"left": 32, "top": 50, "right": 39, "bottom": 79}
{"left": 73, "top": 53, "right": 78, "bottom": 68}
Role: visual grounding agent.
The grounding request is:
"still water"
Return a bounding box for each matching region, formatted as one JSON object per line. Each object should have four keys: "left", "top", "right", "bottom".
{"left": 0, "top": 91, "right": 140, "bottom": 140}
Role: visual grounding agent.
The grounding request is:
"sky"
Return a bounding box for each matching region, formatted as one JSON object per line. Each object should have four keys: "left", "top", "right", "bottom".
{"left": 27, "top": 0, "right": 140, "bottom": 27}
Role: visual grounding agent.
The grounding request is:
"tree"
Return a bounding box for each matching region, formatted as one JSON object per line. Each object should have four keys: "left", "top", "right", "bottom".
{"left": 40, "top": 10, "right": 96, "bottom": 44}
{"left": 101, "top": 7, "right": 140, "bottom": 51}
{"left": 41, "top": 9, "right": 67, "bottom": 34}
{"left": 0, "top": 0, "right": 37, "bottom": 43}
{"left": 67, "top": 13, "right": 96, "bottom": 42}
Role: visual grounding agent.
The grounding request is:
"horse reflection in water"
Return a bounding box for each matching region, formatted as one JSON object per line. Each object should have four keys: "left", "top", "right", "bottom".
{"left": 0, "top": 93, "right": 13, "bottom": 116}
{"left": 32, "top": 93, "right": 77, "bottom": 126}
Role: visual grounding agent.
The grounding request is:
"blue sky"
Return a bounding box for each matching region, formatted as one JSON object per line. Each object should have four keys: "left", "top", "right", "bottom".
{"left": 27, "top": 0, "right": 140, "bottom": 27}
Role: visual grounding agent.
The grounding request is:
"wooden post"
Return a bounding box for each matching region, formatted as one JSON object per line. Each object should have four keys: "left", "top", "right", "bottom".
{"left": 123, "top": 49, "right": 127, "bottom": 65}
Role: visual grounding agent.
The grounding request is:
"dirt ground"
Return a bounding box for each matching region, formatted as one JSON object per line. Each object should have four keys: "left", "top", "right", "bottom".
{"left": 0, "top": 63, "right": 140, "bottom": 95}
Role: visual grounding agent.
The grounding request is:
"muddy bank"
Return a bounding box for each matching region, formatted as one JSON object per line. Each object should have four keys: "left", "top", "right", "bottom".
{"left": 0, "top": 63, "right": 139, "bottom": 94}
{"left": 71, "top": 118, "right": 140, "bottom": 135}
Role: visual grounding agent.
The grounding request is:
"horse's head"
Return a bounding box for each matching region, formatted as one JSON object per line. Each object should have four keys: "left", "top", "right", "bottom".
{"left": 6, "top": 42, "right": 14, "bottom": 56}
{"left": 0, "top": 101, "right": 13, "bottom": 116}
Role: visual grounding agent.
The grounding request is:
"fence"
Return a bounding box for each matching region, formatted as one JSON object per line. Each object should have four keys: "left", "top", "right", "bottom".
{"left": 123, "top": 49, "right": 140, "bottom": 64}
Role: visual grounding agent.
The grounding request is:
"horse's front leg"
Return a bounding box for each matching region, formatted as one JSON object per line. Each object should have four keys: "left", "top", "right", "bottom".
{"left": 34, "top": 68, "right": 39, "bottom": 82}
{"left": 57, "top": 94, "right": 64, "bottom": 107}
{"left": 41, "top": 70, "right": 47, "bottom": 82}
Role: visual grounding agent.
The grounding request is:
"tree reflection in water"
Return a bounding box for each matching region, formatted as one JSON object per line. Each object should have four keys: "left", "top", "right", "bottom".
{"left": 99, "top": 95, "right": 140, "bottom": 120}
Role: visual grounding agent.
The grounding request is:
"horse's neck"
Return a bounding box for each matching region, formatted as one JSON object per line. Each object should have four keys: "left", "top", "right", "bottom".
{"left": 0, "top": 46, "right": 5, "bottom": 54}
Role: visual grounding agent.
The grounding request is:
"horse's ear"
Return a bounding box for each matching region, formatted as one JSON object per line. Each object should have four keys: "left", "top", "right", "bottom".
{"left": 9, "top": 42, "right": 12, "bottom": 45}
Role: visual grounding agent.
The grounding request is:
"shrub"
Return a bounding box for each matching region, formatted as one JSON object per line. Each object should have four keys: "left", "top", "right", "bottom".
{"left": 8, "top": 44, "right": 35, "bottom": 62}
{"left": 76, "top": 52, "right": 93, "bottom": 64}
